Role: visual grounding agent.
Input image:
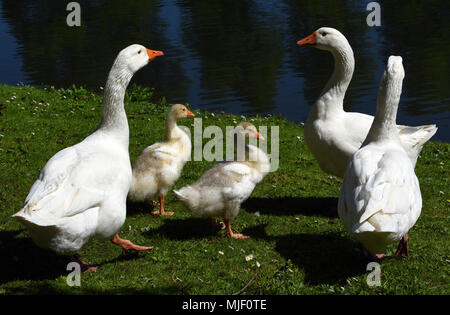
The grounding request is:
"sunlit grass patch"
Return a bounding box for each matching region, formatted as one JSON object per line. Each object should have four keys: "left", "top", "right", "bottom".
{"left": 0, "top": 84, "right": 448, "bottom": 295}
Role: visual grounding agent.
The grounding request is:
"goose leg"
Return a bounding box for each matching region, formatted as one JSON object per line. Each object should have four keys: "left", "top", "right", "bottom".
{"left": 208, "top": 218, "right": 226, "bottom": 230}
{"left": 69, "top": 257, "right": 98, "bottom": 273}
{"left": 147, "top": 199, "right": 157, "bottom": 208}
{"left": 111, "top": 234, "right": 153, "bottom": 254}
{"left": 152, "top": 195, "right": 174, "bottom": 216}
{"left": 225, "top": 219, "right": 249, "bottom": 239}
{"left": 362, "top": 247, "right": 389, "bottom": 260}
{"left": 374, "top": 253, "right": 387, "bottom": 259}
{"left": 394, "top": 234, "right": 409, "bottom": 257}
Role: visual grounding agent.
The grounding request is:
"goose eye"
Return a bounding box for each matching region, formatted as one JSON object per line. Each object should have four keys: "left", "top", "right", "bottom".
{"left": 321, "top": 32, "right": 328, "bottom": 37}
{"left": 138, "top": 50, "right": 142, "bottom": 54}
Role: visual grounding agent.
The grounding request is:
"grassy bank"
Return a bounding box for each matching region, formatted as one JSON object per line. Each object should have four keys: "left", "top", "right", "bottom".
{"left": 0, "top": 84, "right": 448, "bottom": 295}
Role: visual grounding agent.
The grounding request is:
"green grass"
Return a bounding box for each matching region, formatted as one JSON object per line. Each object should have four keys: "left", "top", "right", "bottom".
{"left": 0, "top": 84, "right": 448, "bottom": 295}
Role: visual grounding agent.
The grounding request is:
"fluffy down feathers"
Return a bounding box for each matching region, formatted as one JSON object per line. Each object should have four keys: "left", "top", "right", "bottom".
{"left": 128, "top": 104, "right": 193, "bottom": 203}
{"left": 174, "top": 143, "right": 270, "bottom": 221}
{"left": 129, "top": 129, "right": 191, "bottom": 202}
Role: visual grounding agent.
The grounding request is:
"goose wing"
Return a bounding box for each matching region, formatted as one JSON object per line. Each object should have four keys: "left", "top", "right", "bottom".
{"left": 16, "top": 144, "right": 119, "bottom": 222}
{"left": 339, "top": 145, "right": 421, "bottom": 234}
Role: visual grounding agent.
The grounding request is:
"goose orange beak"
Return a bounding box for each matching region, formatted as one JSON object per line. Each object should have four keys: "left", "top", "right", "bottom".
{"left": 297, "top": 31, "right": 317, "bottom": 47}
{"left": 256, "top": 131, "right": 265, "bottom": 140}
{"left": 187, "top": 110, "right": 195, "bottom": 118}
{"left": 146, "top": 49, "right": 164, "bottom": 61}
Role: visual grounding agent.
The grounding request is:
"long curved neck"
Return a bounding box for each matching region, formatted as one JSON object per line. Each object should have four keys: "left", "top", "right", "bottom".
{"left": 234, "top": 133, "right": 249, "bottom": 162}
{"left": 97, "top": 61, "right": 133, "bottom": 145}
{"left": 233, "top": 134, "right": 263, "bottom": 163}
{"left": 165, "top": 114, "right": 181, "bottom": 141}
{"left": 234, "top": 136, "right": 269, "bottom": 174}
{"left": 313, "top": 41, "right": 354, "bottom": 118}
{"left": 363, "top": 73, "right": 402, "bottom": 145}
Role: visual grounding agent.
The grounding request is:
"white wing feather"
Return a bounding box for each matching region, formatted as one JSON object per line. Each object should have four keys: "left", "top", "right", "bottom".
{"left": 339, "top": 144, "right": 421, "bottom": 234}
{"left": 18, "top": 144, "right": 119, "bottom": 220}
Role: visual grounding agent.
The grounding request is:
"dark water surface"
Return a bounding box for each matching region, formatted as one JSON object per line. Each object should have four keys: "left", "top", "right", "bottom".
{"left": 0, "top": 0, "right": 449, "bottom": 141}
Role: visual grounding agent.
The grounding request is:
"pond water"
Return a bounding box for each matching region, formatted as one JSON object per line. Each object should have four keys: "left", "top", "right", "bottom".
{"left": 0, "top": 0, "right": 449, "bottom": 141}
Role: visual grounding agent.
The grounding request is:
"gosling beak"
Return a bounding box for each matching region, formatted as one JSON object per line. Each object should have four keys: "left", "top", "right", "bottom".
{"left": 255, "top": 131, "right": 265, "bottom": 140}
{"left": 297, "top": 31, "right": 317, "bottom": 47}
{"left": 146, "top": 49, "right": 164, "bottom": 61}
{"left": 186, "top": 110, "right": 195, "bottom": 118}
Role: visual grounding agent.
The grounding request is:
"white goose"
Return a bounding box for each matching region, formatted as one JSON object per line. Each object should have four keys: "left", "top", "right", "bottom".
{"left": 129, "top": 104, "right": 194, "bottom": 216}
{"left": 297, "top": 27, "right": 437, "bottom": 177}
{"left": 338, "top": 56, "right": 422, "bottom": 258}
{"left": 13, "top": 44, "right": 164, "bottom": 270}
{"left": 174, "top": 122, "right": 270, "bottom": 239}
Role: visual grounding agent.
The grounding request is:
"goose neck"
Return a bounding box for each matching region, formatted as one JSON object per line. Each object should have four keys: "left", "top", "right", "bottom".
{"left": 234, "top": 133, "right": 249, "bottom": 162}
{"left": 97, "top": 64, "right": 133, "bottom": 144}
{"left": 364, "top": 74, "right": 402, "bottom": 144}
{"left": 314, "top": 42, "right": 354, "bottom": 117}
{"left": 165, "top": 115, "right": 181, "bottom": 141}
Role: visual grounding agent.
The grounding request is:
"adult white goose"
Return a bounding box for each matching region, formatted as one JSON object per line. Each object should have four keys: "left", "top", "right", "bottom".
{"left": 174, "top": 122, "right": 270, "bottom": 239}
{"left": 297, "top": 27, "right": 437, "bottom": 177}
{"left": 129, "top": 104, "right": 194, "bottom": 216}
{"left": 338, "top": 56, "right": 422, "bottom": 258}
{"left": 12, "top": 44, "right": 163, "bottom": 270}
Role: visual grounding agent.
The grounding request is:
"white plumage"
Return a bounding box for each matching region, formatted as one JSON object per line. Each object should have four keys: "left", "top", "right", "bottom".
{"left": 13, "top": 44, "right": 163, "bottom": 257}
{"left": 14, "top": 136, "right": 130, "bottom": 253}
{"left": 338, "top": 56, "right": 422, "bottom": 257}
{"left": 298, "top": 27, "right": 437, "bottom": 177}
{"left": 174, "top": 122, "right": 270, "bottom": 239}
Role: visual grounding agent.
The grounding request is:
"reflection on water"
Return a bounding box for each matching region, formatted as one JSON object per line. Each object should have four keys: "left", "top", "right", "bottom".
{"left": 0, "top": 0, "right": 448, "bottom": 140}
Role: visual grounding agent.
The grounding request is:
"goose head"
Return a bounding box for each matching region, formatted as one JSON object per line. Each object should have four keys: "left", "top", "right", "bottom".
{"left": 168, "top": 104, "right": 195, "bottom": 121}
{"left": 297, "top": 27, "right": 349, "bottom": 52}
{"left": 378, "top": 55, "right": 405, "bottom": 108}
{"left": 386, "top": 56, "right": 405, "bottom": 81}
{"left": 115, "top": 44, "right": 164, "bottom": 74}
{"left": 234, "top": 122, "right": 264, "bottom": 141}
{"left": 234, "top": 122, "right": 268, "bottom": 165}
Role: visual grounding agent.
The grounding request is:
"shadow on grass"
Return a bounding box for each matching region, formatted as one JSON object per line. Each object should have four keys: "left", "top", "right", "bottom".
{"left": 4, "top": 282, "right": 184, "bottom": 295}
{"left": 0, "top": 230, "right": 152, "bottom": 286}
{"left": 243, "top": 225, "right": 367, "bottom": 286}
{"left": 242, "top": 197, "right": 338, "bottom": 218}
{"left": 96, "top": 249, "right": 152, "bottom": 267}
{"left": 144, "top": 218, "right": 221, "bottom": 240}
{"left": 126, "top": 199, "right": 155, "bottom": 216}
{"left": 0, "top": 230, "right": 68, "bottom": 284}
